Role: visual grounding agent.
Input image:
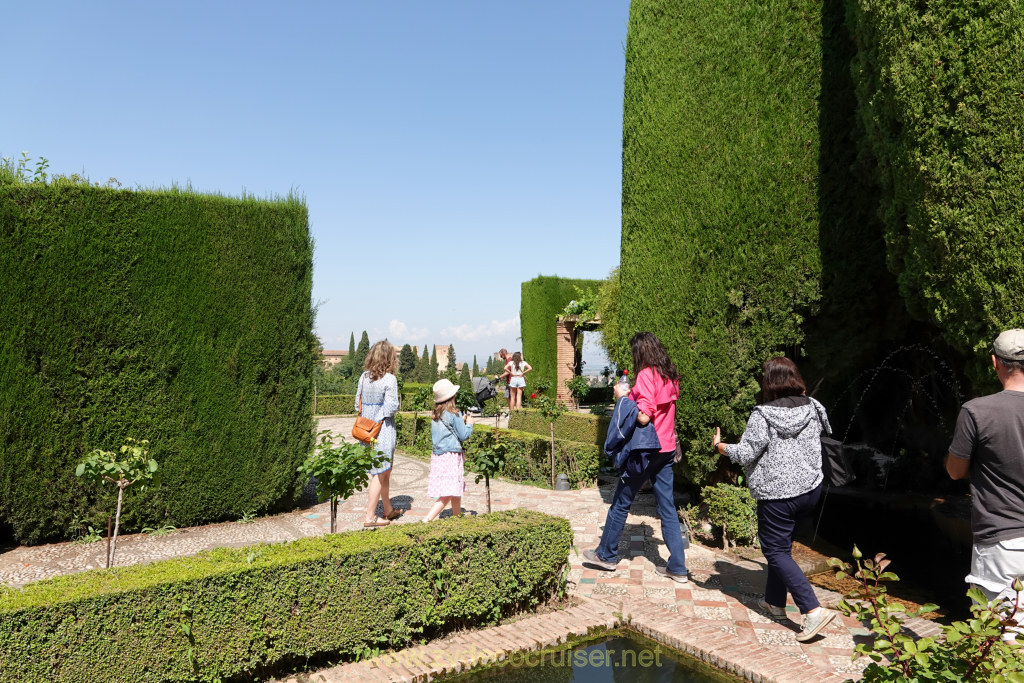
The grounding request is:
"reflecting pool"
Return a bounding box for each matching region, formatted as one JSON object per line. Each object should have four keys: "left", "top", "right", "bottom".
{"left": 441, "top": 632, "right": 740, "bottom": 682}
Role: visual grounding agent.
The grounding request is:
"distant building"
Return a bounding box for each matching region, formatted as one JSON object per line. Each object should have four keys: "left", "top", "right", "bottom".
{"left": 436, "top": 345, "right": 451, "bottom": 373}
{"left": 321, "top": 349, "right": 348, "bottom": 368}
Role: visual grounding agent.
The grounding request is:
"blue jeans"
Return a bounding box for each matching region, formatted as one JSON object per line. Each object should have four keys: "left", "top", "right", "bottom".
{"left": 757, "top": 482, "right": 823, "bottom": 613}
{"left": 596, "top": 452, "right": 688, "bottom": 575}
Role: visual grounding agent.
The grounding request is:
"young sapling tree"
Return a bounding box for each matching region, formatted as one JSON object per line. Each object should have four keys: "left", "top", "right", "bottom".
{"left": 298, "top": 430, "right": 385, "bottom": 533}
{"left": 534, "top": 394, "right": 567, "bottom": 487}
{"left": 75, "top": 438, "right": 158, "bottom": 568}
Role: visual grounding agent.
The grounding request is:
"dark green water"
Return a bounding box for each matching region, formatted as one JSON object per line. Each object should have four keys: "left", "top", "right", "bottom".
{"left": 441, "top": 633, "right": 739, "bottom": 682}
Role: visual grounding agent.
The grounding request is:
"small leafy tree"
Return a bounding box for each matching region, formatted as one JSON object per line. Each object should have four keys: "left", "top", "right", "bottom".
{"left": 534, "top": 394, "right": 567, "bottom": 487}
{"left": 75, "top": 438, "right": 158, "bottom": 568}
{"left": 297, "top": 431, "right": 385, "bottom": 533}
{"left": 829, "top": 546, "right": 1024, "bottom": 681}
{"left": 470, "top": 431, "right": 511, "bottom": 513}
{"left": 564, "top": 374, "right": 590, "bottom": 406}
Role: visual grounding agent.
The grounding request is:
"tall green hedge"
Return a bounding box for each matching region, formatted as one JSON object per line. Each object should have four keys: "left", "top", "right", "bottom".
{"left": 619, "top": 0, "right": 826, "bottom": 484}
{"left": 847, "top": 0, "right": 1024, "bottom": 375}
{"left": 520, "top": 276, "right": 603, "bottom": 391}
{"left": 0, "top": 183, "right": 315, "bottom": 543}
{"left": 0, "top": 510, "right": 571, "bottom": 682}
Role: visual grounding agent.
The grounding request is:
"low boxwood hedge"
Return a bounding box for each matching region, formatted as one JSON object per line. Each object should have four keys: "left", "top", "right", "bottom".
{"left": 509, "top": 409, "right": 610, "bottom": 448}
{"left": 314, "top": 393, "right": 357, "bottom": 415}
{"left": 394, "top": 414, "right": 603, "bottom": 487}
{"left": 315, "top": 389, "right": 436, "bottom": 416}
{"left": 0, "top": 510, "right": 571, "bottom": 682}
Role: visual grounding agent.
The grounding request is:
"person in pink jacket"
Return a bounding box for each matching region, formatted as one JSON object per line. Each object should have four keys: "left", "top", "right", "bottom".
{"left": 583, "top": 332, "right": 689, "bottom": 582}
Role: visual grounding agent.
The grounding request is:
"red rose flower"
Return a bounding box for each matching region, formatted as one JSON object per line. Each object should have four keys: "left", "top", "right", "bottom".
{"left": 530, "top": 393, "right": 537, "bottom": 399}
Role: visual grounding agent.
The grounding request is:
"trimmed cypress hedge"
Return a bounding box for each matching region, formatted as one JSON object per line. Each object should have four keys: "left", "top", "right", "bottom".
{"left": 509, "top": 409, "right": 610, "bottom": 449}
{"left": 619, "top": 0, "right": 826, "bottom": 485}
{"left": 394, "top": 415, "right": 602, "bottom": 487}
{"left": 0, "top": 184, "right": 315, "bottom": 543}
{"left": 0, "top": 509, "right": 571, "bottom": 682}
{"left": 847, "top": 0, "right": 1024, "bottom": 374}
{"left": 520, "top": 276, "right": 603, "bottom": 391}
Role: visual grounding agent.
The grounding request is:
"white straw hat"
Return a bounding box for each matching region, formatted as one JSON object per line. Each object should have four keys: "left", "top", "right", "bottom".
{"left": 433, "top": 378, "right": 460, "bottom": 403}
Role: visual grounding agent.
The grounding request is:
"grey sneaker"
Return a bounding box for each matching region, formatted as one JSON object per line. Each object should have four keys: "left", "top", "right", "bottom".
{"left": 654, "top": 566, "right": 689, "bottom": 583}
{"left": 795, "top": 608, "right": 837, "bottom": 642}
{"left": 582, "top": 549, "right": 618, "bottom": 571}
{"left": 756, "top": 598, "right": 788, "bottom": 621}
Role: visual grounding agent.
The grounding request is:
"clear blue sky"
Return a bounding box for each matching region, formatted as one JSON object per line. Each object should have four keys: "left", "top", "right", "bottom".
{"left": 2, "top": 1, "right": 629, "bottom": 371}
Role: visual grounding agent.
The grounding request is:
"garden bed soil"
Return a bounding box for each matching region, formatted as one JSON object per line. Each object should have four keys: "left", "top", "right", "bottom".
{"left": 697, "top": 537, "right": 946, "bottom": 621}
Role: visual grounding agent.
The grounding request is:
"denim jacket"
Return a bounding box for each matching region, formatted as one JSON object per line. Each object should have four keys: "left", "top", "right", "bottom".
{"left": 604, "top": 397, "right": 662, "bottom": 476}
{"left": 432, "top": 411, "right": 473, "bottom": 455}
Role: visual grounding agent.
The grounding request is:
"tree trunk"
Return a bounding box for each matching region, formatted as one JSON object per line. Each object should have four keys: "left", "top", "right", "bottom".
{"left": 330, "top": 496, "right": 338, "bottom": 534}
{"left": 110, "top": 484, "right": 125, "bottom": 567}
{"left": 550, "top": 422, "right": 556, "bottom": 487}
{"left": 485, "top": 473, "right": 492, "bottom": 514}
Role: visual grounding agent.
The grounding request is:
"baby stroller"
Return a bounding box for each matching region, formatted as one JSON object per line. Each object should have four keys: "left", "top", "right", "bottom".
{"left": 471, "top": 376, "right": 502, "bottom": 426}
{"left": 471, "top": 376, "right": 498, "bottom": 410}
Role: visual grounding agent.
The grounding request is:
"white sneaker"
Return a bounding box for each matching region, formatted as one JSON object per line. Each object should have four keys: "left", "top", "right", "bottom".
{"left": 756, "top": 598, "right": 787, "bottom": 620}
{"left": 795, "top": 608, "right": 837, "bottom": 642}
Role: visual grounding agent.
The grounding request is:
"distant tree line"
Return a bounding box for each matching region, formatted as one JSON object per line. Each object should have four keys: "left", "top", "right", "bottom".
{"left": 315, "top": 334, "right": 484, "bottom": 392}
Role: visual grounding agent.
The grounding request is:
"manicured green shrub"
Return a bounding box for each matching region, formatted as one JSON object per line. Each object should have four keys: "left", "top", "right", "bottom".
{"left": 314, "top": 394, "right": 358, "bottom": 415}
{"left": 520, "top": 276, "right": 603, "bottom": 390}
{"left": 619, "top": 0, "right": 826, "bottom": 486}
{"left": 0, "top": 182, "right": 315, "bottom": 544}
{"left": 846, "top": 0, "right": 1024, "bottom": 376}
{"left": 702, "top": 483, "right": 759, "bottom": 548}
{"left": 509, "top": 408, "right": 609, "bottom": 448}
{"left": 315, "top": 386, "right": 436, "bottom": 415}
{"left": 0, "top": 510, "right": 571, "bottom": 682}
{"left": 394, "top": 415, "right": 602, "bottom": 488}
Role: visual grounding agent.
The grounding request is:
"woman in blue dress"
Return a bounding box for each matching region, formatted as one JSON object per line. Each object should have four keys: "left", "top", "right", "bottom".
{"left": 356, "top": 340, "right": 402, "bottom": 527}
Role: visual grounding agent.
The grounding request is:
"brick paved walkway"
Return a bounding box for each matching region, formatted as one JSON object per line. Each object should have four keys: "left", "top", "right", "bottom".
{"left": 0, "top": 415, "right": 941, "bottom": 681}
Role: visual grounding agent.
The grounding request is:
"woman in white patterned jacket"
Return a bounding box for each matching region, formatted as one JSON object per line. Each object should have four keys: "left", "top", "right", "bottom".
{"left": 712, "top": 356, "right": 838, "bottom": 643}
{"left": 356, "top": 341, "right": 403, "bottom": 527}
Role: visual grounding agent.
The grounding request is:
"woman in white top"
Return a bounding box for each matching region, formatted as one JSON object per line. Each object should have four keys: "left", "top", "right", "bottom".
{"left": 504, "top": 351, "right": 532, "bottom": 410}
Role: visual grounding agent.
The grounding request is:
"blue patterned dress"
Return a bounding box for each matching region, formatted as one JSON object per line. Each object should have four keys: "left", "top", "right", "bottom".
{"left": 355, "top": 371, "right": 400, "bottom": 475}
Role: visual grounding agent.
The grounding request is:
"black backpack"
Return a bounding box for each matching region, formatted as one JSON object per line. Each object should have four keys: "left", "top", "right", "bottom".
{"left": 820, "top": 435, "right": 855, "bottom": 487}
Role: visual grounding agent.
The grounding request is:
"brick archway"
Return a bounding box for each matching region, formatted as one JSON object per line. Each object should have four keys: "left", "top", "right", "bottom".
{"left": 555, "top": 315, "right": 601, "bottom": 408}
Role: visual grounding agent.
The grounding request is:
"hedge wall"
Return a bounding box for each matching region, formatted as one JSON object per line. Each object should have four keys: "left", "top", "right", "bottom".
{"left": 394, "top": 414, "right": 603, "bottom": 487}
{"left": 619, "top": 0, "right": 826, "bottom": 484}
{"left": 0, "top": 510, "right": 571, "bottom": 682}
{"left": 509, "top": 409, "right": 610, "bottom": 449}
{"left": 847, "top": 0, "right": 1024, "bottom": 375}
{"left": 0, "top": 184, "right": 315, "bottom": 543}
{"left": 315, "top": 387, "right": 437, "bottom": 416}
{"left": 520, "top": 276, "right": 603, "bottom": 391}
{"left": 314, "top": 394, "right": 357, "bottom": 415}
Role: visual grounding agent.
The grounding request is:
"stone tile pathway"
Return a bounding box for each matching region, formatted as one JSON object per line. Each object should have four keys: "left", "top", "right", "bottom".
{"left": 0, "top": 415, "right": 941, "bottom": 681}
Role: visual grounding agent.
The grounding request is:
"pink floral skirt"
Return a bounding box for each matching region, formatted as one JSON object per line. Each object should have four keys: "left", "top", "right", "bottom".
{"left": 428, "top": 451, "right": 465, "bottom": 498}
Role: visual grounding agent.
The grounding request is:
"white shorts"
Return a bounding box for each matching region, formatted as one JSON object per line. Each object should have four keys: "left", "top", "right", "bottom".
{"left": 967, "top": 536, "right": 1024, "bottom": 641}
{"left": 967, "top": 536, "right": 1024, "bottom": 601}
{"left": 509, "top": 377, "right": 526, "bottom": 389}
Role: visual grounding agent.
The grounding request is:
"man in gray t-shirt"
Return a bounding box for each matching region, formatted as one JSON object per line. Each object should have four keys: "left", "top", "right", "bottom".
{"left": 947, "top": 329, "right": 1024, "bottom": 641}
